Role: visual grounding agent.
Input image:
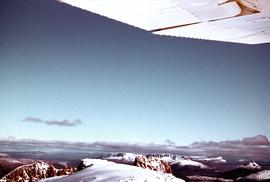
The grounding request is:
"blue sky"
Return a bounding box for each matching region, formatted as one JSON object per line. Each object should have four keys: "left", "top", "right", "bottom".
{"left": 0, "top": 0, "right": 270, "bottom": 145}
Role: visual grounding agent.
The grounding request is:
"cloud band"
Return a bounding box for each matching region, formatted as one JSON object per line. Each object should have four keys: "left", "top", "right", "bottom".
{"left": 22, "top": 117, "right": 82, "bottom": 127}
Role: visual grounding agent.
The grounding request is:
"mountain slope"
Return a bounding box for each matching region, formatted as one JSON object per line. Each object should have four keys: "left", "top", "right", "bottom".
{"left": 237, "top": 170, "right": 270, "bottom": 181}
{"left": 40, "top": 159, "right": 185, "bottom": 182}
{"left": 221, "top": 161, "right": 262, "bottom": 180}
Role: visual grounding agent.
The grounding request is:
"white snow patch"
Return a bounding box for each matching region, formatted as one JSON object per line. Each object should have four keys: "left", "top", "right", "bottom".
{"left": 190, "top": 156, "right": 227, "bottom": 163}
{"left": 240, "top": 161, "right": 262, "bottom": 170}
{"left": 172, "top": 158, "right": 207, "bottom": 169}
{"left": 105, "top": 152, "right": 138, "bottom": 164}
{"left": 158, "top": 156, "right": 207, "bottom": 169}
{"left": 239, "top": 170, "right": 270, "bottom": 181}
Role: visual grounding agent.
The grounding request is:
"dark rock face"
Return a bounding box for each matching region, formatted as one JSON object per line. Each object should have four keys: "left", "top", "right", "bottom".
{"left": 0, "top": 161, "right": 76, "bottom": 182}
{"left": 134, "top": 156, "right": 172, "bottom": 174}
{"left": 171, "top": 164, "right": 217, "bottom": 181}
{"left": 221, "top": 168, "right": 261, "bottom": 180}
{"left": 77, "top": 160, "right": 87, "bottom": 171}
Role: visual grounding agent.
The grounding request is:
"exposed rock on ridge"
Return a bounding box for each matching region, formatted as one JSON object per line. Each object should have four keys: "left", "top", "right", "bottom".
{"left": 134, "top": 155, "right": 172, "bottom": 174}
{"left": 0, "top": 161, "right": 76, "bottom": 182}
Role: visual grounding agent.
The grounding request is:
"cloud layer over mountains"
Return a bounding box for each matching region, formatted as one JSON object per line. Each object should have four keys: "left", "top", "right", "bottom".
{"left": 192, "top": 135, "right": 270, "bottom": 146}
{"left": 0, "top": 135, "right": 269, "bottom": 162}
{"left": 242, "top": 135, "right": 270, "bottom": 145}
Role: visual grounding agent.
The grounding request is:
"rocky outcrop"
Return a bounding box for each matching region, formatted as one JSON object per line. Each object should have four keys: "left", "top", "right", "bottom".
{"left": 134, "top": 156, "right": 172, "bottom": 174}
{"left": 0, "top": 161, "right": 76, "bottom": 182}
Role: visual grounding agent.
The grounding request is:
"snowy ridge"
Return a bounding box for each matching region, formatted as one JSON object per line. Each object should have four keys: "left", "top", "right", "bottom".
{"left": 238, "top": 170, "right": 270, "bottom": 181}
{"left": 189, "top": 156, "right": 227, "bottom": 163}
{"left": 240, "top": 161, "right": 262, "bottom": 170}
{"left": 40, "top": 159, "right": 185, "bottom": 182}
{"left": 147, "top": 154, "right": 208, "bottom": 169}
{"left": 171, "top": 158, "right": 207, "bottom": 169}
{"left": 105, "top": 152, "right": 138, "bottom": 164}
{"left": 106, "top": 152, "right": 208, "bottom": 169}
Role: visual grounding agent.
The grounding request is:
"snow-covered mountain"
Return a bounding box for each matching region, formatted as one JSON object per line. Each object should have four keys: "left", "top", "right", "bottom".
{"left": 105, "top": 153, "right": 210, "bottom": 168}
{"left": 239, "top": 161, "right": 262, "bottom": 170}
{"left": 0, "top": 161, "right": 76, "bottom": 182}
{"left": 104, "top": 153, "right": 211, "bottom": 181}
{"left": 221, "top": 161, "right": 263, "bottom": 180}
{"left": 237, "top": 170, "right": 270, "bottom": 181}
{"left": 105, "top": 152, "right": 208, "bottom": 170}
{"left": 189, "top": 156, "right": 227, "bottom": 163}
{"left": 1, "top": 151, "right": 267, "bottom": 182}
{"left": 104, "top": 152, "right": 138, "bottom": 165}
{"left": 145, "top": 154, "right": 208, "bottom": 169}
{"left": 40, "top": 159, "right": 185, "bottom": 182}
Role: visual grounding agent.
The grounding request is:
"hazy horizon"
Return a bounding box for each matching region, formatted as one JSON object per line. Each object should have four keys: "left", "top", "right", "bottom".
{"left": 0, "top": 133, "right": 269, "bottom": 146}
{"left": 1, "top": 0, "right": 270, "bottom": 145}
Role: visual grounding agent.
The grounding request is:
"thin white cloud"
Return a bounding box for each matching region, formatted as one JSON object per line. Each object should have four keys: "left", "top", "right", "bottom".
{"left": 22, "top": 116, "right": 44, "bottom": 123}
{"left": 46, "top": 119, "right": 82, "bottom": 126}
{"left": 22, "top": 117, "right": 82, "bottom": 127}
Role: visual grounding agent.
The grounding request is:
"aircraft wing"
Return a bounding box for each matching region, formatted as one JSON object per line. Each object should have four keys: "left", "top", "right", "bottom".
{"left": 58, "top": 0, "right": 270, "bottom": 44}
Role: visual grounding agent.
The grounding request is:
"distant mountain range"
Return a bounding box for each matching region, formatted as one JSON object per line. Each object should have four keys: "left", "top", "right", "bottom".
{"left": 0, "top": 135, "right": 269, "bottom": 181}
{"left": 1, "top": 152, "right": 270, "bottom": 182}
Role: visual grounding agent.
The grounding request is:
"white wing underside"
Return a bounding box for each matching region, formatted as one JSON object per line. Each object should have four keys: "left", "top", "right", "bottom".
{"left": 59, "top": 0, "right": 270, "bottom": 44}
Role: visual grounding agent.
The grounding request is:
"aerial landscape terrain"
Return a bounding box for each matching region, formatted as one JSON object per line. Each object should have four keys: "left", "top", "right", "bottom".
{"left": 0, "top": 135, "right": 270, "bottom": 181}
{"left": 1, "top": 0, "right": 270, "bottom": 181}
